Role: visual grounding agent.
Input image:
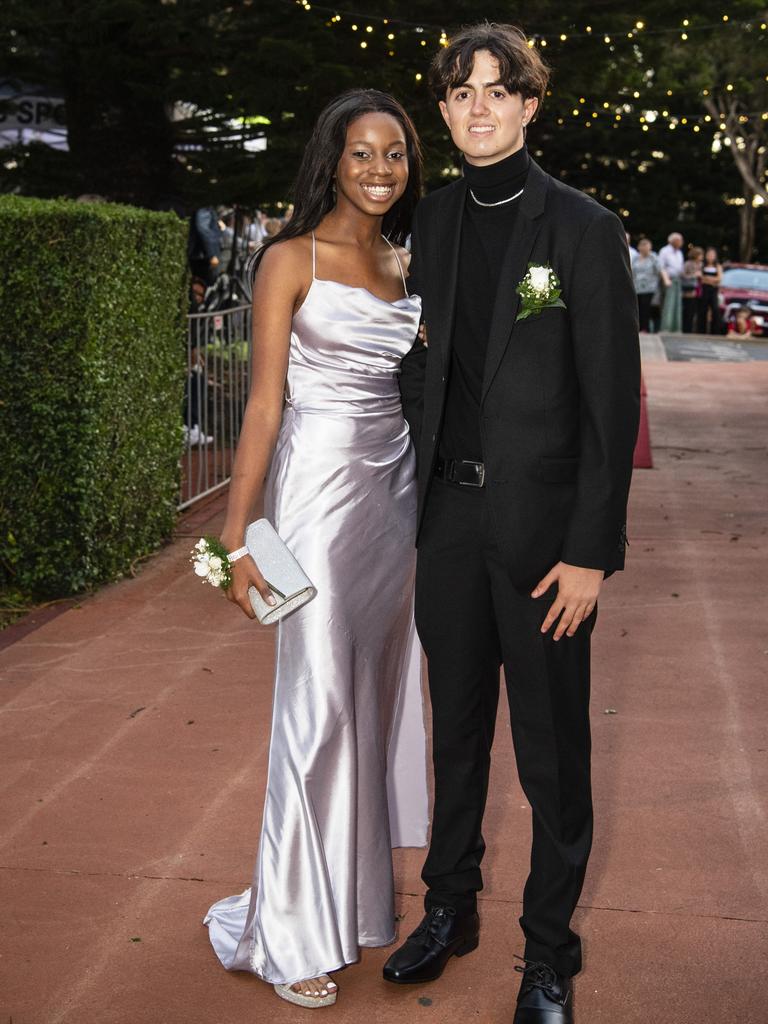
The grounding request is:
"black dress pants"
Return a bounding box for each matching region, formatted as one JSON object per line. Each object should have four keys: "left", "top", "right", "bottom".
{"left": 682, "top": 293, "right": 698, "bottom": 333}
{"left": 698, "top": 285, "right": 721, "bottom": 334}
{"left": 637, "top": 291, "right": 654, "bottom": 332}
{"left": 415, "top": 478, "right": 595, "bottom": 977}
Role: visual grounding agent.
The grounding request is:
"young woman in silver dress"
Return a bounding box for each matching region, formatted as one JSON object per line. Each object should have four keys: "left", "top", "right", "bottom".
{"left": 203, "top": 90, "right": 428, "bottom": 1009}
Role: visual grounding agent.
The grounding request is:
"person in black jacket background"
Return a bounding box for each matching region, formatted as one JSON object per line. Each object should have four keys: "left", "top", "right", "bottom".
{"left": 383, "top": 24, "right": 640, "bottom": 1024}
{"left": 188, "top": 205, "right": 222, "bottom": 286}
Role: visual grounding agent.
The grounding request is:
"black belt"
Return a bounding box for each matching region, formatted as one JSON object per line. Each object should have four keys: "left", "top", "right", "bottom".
{"left": 434, "top": 457, "right": 486, "bottom": 488}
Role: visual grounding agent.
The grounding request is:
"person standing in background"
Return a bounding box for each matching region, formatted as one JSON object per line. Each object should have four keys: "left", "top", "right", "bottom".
{"left": 658, "top": 232, "right": 684, "bottom": 332}
{"left": 681, "top": 246, "right": 703, "bottom": 333}
{"left": 245, "top": 210, "right": 267, "bottom": 251}
{"left": 188, "top": 206, "right": 222, "bottom": 286}
{"left": 698, "top": 247, "right": 723, "bottom": 335}
{"left": 625, "top": 231, "right": 638, "bottom": 263}
{"left": 219, "top": 209, "right": 237, "bottom": 273}
{"left": 631, "top": 237, "right": 661, "bottom": 333}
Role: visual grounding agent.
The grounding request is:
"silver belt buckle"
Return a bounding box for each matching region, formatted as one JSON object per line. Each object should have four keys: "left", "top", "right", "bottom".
{"left": 456, "top": 459, "right": 485, "bottom": 487}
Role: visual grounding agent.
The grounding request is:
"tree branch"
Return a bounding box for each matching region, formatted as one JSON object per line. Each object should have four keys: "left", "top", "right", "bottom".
{"left": 704, "top": 94, "right": 768, "bottom": 201}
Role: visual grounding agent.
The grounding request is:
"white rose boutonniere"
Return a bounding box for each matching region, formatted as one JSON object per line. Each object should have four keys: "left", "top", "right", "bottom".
{"left": 516, "top": 263, "right": 567, "bottom": 321}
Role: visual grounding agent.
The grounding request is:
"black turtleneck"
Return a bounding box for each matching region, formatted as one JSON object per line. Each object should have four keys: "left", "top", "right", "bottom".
{"left": 440, "top": 144, "right": 530, "bottom": 465}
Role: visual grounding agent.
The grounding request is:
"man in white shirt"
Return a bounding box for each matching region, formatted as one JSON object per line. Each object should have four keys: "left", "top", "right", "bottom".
{"left": 658, "top": 232, "right": 684, "bottom": 331}
{"left": 658, "top": 232, "right": 684, "bottom": 278}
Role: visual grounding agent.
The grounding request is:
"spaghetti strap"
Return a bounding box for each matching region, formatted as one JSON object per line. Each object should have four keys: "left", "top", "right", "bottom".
{"left": 382, "top": 235, "right": 408, "bottom": 297}
{"left": 310, "top": 231, "right": 317, "bottom": 280}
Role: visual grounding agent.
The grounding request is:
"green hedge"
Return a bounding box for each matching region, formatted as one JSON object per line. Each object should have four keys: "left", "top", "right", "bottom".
{"left": 0, "top": 196, "right": 188, "bottom": 598}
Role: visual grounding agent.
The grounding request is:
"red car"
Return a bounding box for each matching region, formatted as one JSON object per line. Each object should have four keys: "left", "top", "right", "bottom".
{"left": 719, "top": 263, "right": 768, "bottom": 337}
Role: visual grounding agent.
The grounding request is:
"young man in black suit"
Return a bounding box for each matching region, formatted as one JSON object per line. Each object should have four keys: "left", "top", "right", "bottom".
{"left": 384, "top": 23, "right": 640, "bottom": 1024}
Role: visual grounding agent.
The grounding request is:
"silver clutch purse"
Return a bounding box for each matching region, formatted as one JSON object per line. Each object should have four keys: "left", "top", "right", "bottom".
{"left": 244, "top": 519, "right": 316, "bottom": 625}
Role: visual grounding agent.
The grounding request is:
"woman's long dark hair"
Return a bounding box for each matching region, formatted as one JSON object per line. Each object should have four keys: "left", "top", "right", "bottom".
{"left": 247, "top": 89, "right": 422, "bottom": 278}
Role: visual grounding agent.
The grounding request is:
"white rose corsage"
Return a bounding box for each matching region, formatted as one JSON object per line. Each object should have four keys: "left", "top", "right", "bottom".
{"left": 516, "top": 264, "right": 567, "bottom": 321}
{"left": 190, "top": 536, "right": 232, "bottom": 589}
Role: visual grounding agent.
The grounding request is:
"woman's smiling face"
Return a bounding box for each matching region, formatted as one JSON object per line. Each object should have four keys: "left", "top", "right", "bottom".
{"left": 334, "top": 112, "right": 409, "bottom": 215}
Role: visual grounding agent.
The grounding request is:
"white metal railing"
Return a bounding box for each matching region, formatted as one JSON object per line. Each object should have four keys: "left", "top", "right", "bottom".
{"left": 180, "top": 303, "right": 251, "bottom": 510}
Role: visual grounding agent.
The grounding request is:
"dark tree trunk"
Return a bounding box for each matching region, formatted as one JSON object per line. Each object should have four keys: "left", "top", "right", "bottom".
{"left": 738, "top": 190, "right": 756, "bottom": 263}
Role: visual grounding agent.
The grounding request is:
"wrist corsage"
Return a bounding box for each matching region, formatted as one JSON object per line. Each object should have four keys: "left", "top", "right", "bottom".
{"left": 516, "top": 264, "right": 567, "bottom": 321}
{"left": 190, "top": 536, "right": 232, "bottom": 589}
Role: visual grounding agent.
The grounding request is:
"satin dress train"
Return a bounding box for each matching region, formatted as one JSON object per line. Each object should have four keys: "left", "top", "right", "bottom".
{"left": 204, "top": 236, "right": 428, "bottom": 985}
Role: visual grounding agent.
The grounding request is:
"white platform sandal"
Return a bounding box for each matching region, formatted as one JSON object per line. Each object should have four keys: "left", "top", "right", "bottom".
{"left": 274, "top": 975, "right": 338, "bottom": 1009}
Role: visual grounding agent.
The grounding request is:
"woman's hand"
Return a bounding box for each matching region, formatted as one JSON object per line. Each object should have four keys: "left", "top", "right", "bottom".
{"left": 225, "top": 553, "right": 277, "bottom": 619}
{"left": 418, "top": 322, "right": 428, "bottom": 347}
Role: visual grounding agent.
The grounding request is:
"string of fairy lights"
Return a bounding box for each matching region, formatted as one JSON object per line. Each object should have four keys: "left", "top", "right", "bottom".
{"left": 293, "top": 0, "right": 766, "bottom": 42}
{"left": 291, "top": 0, "right": 768, "bottom": 133}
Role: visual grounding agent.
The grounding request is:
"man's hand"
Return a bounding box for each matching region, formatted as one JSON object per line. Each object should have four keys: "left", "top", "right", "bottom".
{"left": 532, "top": 562, "right": 604, "bottom": 641}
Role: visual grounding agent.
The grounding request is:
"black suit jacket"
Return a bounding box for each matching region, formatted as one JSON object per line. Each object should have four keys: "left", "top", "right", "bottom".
{"left": 400, "top": 158, "right": 641, "bottom": 590}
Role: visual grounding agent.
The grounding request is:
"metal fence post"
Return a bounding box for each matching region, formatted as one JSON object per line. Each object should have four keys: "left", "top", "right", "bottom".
{"left": 179, "top": 303, "right": 251, "bottom": 510}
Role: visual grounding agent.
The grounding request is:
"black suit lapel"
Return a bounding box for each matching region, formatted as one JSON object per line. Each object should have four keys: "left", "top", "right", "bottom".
{"left": 433, "top": 179, "right": 466, "bottom": 371}
{"left": 481, "top": 160, "right": 550, "bottom": 402}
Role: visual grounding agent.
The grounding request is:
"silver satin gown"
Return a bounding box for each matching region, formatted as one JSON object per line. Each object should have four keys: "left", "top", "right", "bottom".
{"left": 204, "top": 235, "right": 429, "bottom": 985}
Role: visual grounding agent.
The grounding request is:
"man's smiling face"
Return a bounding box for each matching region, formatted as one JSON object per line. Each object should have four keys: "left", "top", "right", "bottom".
{"left": 439, "top": 48, "right": 538, "bottom": 166}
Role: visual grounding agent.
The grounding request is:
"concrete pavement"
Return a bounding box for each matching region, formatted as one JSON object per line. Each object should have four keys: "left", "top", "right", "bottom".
{"left": 1, "top": 360, "right": 767, "bottom": 1024}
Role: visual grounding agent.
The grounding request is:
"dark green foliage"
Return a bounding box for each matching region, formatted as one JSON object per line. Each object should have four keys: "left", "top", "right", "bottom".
{"left": 0, "top": 196, "right": 188, "bottom": 597}
{"left": 1, "top": 2, "right": 764, "bottom": 253}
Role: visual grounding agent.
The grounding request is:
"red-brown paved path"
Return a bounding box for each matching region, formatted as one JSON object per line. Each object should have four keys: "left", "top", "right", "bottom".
{"left": 1, "top": 361, "right": 767, "bottom": 1024}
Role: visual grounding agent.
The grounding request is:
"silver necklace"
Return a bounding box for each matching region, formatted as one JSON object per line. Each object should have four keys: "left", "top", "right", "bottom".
{"left": 469, "top": 185, "right": 524, "bottom": 207}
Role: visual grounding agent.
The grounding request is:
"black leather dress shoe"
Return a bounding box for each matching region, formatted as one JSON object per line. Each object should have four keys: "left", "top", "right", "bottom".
{"left": 382, "top": 906, "right": 480, "bottom": 984}
{"left": 512, "top": 960, "right": 573, "bottom": 1023}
